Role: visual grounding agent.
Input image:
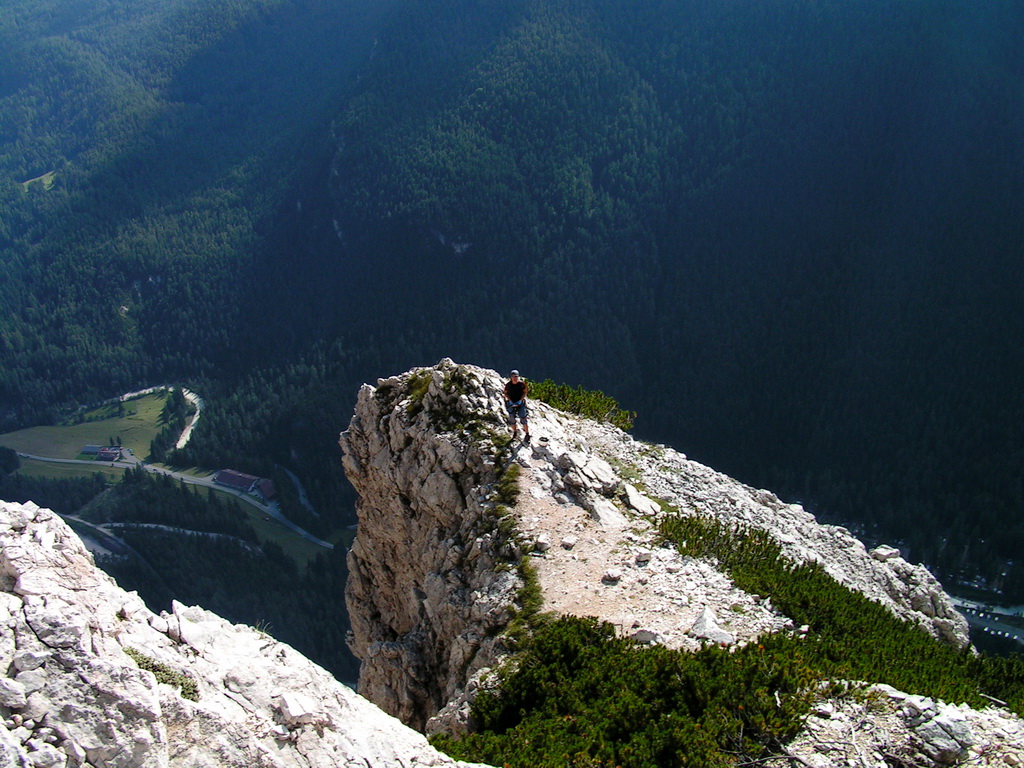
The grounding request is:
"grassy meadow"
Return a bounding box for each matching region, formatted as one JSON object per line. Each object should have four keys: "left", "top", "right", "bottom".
{"left": 15, "top": 457, "right": 127, "bottom": 483}
{"left": 0, "top": 392, "right": 169, "bottom": 459}
{"left": 20, "top": 170, "right": 56, "bottom": 191}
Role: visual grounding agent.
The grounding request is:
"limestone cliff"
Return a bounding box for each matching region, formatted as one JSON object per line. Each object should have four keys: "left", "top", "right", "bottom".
{"left": 341, "top": 360, "right": 1023, "bottom": 765}
{"left": 340, "top": 363, "right": 523, "bottom": 731}
{"left": 0, "top": 498, "right": 489, "bottom": 768}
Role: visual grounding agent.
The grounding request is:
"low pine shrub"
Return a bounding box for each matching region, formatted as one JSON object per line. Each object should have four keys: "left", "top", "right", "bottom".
{"left": 406, "top": 370, "right": 433, "bottom": 415}
{"left": 494, "top": 463, "right": 520, "bottom": 507}
{"left": 433, "top": 513, "right": 1024, "bottom": 767}
{"left": 530, "top": 379, "right": 636, "bottom": 431}
{"left": 124, "top": 647, "right": 199, "bottom": 702}
{"left": 433, "top": 616, "right": 816, "bottom": 767}
{"left": 660, "top": 513, "right": 1024, "bottom": 713}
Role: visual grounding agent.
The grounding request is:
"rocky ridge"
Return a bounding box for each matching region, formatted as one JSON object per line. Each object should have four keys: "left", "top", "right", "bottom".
{"left": 0, "top": 498, "right": 488, "bottom": 768}
{"left": 341, "top": 364, "right": 523, "bottom": 732}
{"left": 340, "top": 360, "right": 1023, "bottom": 766}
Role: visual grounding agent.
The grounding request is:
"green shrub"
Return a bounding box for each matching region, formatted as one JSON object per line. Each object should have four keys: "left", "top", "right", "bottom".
{"left": 516, "top": 556, "right": 544, "bottom": 619}
{"left": 406, "top": 370, "right": 433, "bottom": 415}
{"left": 433, "top": 617, "right": 815, "bottom": 767}
{"left": 443, "top": 366, "right": 476, "bottom": 396}
{"left": 530, "top": 379, "right": 636, "bottom": 431}
{"left": 495, "top": 463, "right": 520, "bottom": 507}
{"left": 659, "top": 513, "right": 1024, "bottom": 713}
{"left": 503, "top": 556, "right": 550, "bottom": 649}
{"left": 123, "top": 647, "right": 199, "bottom": 702}
{"left": 433, "top": 514, "right": 1024, "bottom": 767}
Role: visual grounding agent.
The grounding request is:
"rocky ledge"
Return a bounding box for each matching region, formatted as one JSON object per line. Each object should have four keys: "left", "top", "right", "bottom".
{"left": 340, "top": 359, "right": 1023, "bottom": 766}
{"left": 0, "top": 499, "right": 488, "bottom": 768}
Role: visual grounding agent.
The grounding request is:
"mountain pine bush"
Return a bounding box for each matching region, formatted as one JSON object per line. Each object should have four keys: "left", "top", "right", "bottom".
{"left": 433, "top": 616, "right": 815, "bottom": 767}
{"left": 530, "top": 379, "right": 636, "bottom": 431}
{"left": 434, "top": 512, "right": 1024, "bottom": 767}
{"left": 660, "top": 513, "right": 1024, "bottom": 713}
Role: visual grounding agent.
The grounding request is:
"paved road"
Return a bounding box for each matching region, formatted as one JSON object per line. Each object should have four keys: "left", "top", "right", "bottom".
{"left": 952, "top": 599, "right": 1024, "bottom": 647}
{"left": 279, "top": 465, "right": 319, "bottom": 518}
{"left": 18, "top": 451, "right": 332, "bottom": 549}
{"left": 175, "top": 388, "right": 203, "bottom": 449}
{"left": 19, "top": 453, "right": 122, "bottom": 467}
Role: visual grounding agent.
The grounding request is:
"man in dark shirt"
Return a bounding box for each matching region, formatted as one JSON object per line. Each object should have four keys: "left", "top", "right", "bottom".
{"left": 503, "top": 370, "right": 530, "bottom": 441}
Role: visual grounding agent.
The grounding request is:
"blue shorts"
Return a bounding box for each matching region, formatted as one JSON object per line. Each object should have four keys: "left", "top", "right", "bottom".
{"left": 507, "top": 401, "right": 528, "bottom": 422}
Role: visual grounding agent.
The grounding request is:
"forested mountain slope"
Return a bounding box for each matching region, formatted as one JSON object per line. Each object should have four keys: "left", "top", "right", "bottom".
{"left": 325, "top": 0, "right": 1024, "bottom": 595}
{"left": 1, "top": 0, "right": 1023, "bottom": 603}
{"left": 0, "top": 0, "right": 390, "bottom": 421}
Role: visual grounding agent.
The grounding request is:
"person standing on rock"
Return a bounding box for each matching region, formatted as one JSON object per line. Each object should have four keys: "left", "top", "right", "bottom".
{"left": 504, "top": 370, "right": 530, "bottom": 441}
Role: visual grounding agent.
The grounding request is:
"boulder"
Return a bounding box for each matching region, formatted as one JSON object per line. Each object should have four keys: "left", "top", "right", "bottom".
{"left": 602, "top": 569, "right": 623, "bottom": 584}
{"left": 689, "top": 608, "right": 735, "bottom": 645}
{"left": 623, "top": 485, "right": 661, "bottom": 517}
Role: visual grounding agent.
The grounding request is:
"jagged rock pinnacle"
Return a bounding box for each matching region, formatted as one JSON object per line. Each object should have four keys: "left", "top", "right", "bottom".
{"left": 341, "top": 359, "right": 1022, "bottom": 764}
{"left": 0, "top": 498, "right": 490, "bottom": 768}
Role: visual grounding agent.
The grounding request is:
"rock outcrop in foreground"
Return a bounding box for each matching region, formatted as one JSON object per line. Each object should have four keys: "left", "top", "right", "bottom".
{"left": 3, "top": 359, "right": 1018, "bottom": 768}
{"left": 0, "top": 499, "right": 488, "bottom": 768}
{"left": 341, "top": 359, "right": 1024, "bottom": 766}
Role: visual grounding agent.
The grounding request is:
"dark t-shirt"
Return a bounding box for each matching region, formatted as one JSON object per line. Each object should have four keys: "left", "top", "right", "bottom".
{"left": 505, "top": 380, "right": 527, "bottom": 402}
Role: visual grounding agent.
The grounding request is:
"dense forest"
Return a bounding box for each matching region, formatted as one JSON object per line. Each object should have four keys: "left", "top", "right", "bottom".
{"left": 0, "top": 0, "right": 391, "bottom": 424}
{"left": 323, "top": 0, "right": 1024, "bottom": 597}
{"left": 1, "top": 0, "right": 1023, "bottom": 621}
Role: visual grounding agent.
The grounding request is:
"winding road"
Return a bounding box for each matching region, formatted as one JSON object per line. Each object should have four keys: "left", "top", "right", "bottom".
{"left": 17, "top": 450, "right": 333, "bottom": 551}
{"left": 174, "top": 388, "right": 203, "bottom": 449}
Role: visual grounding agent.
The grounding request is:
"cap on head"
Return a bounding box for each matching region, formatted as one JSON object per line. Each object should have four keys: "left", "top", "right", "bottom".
{"left": 511, "top": 370, "right": 520, "bottom": 377}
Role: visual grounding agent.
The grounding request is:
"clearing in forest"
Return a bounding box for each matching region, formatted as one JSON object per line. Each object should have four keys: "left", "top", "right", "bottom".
{"left": 0, "top": 392, "right": 169, "bottom": 459}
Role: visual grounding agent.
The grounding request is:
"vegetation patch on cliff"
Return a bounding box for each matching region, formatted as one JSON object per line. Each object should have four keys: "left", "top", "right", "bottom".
{"left": 123, "top": 647, "right": 199, "bottom": 702}
{"left": 433, "top": 513, "right": 1024, "bottom": 767}
{"left": 494, "top": 462, "right": 521, "bottom": 509}
{"left": 405, "top": 370, "right": 433, "bottom": 417}
{"left": 660, "top": 513, "right": 1024, "bottom": 715}
{"left": 530, "top": 379, "right": 636, "bottom": 431}
{"left": 502, "top": 556, "right": 551, "bottom": 649}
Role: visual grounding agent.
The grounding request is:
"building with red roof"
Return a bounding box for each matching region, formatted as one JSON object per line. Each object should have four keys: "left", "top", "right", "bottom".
{"left": 213, "top": 469, "right": 260, "bottom": 493}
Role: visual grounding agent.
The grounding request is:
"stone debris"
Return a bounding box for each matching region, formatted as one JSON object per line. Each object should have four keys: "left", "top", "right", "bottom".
{"left": 782, "top": 685, "right": 1024, "bottom": 768}
{"left": 631, "top": 629, "right": 660, "bottom": 644}
{"left": 871, "top": 544, "right": 902, "bottom": 561}
{"left": 688, "top": 607, "right": 736, "bottom": 645}
{"left": 602, "top": 568, "right": 623, "bottom": 584}
{"left": 623, "top": 484, "right": 661, "bottom": 517}
{"left": 277, "top": 691, "right": 320, "bottom": 726}
{"left": 0, "top": 499, "right": 490, "bottom": 768}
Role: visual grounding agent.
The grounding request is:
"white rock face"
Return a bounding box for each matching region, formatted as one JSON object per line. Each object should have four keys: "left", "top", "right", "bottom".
{"left": 341, "top": 361, "right": 524, "bottom": 732}
{"left": 340, "top": 360, "right": 1024, "bottom": 765}
{"left": 0, "top": 499, "right": 490, "bottom": 768}
{"left": 787, "top": 684, "right": 1024, "bottom": 767}
{"left": 689, "top": 607, "right": 735, "bottom": 645}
